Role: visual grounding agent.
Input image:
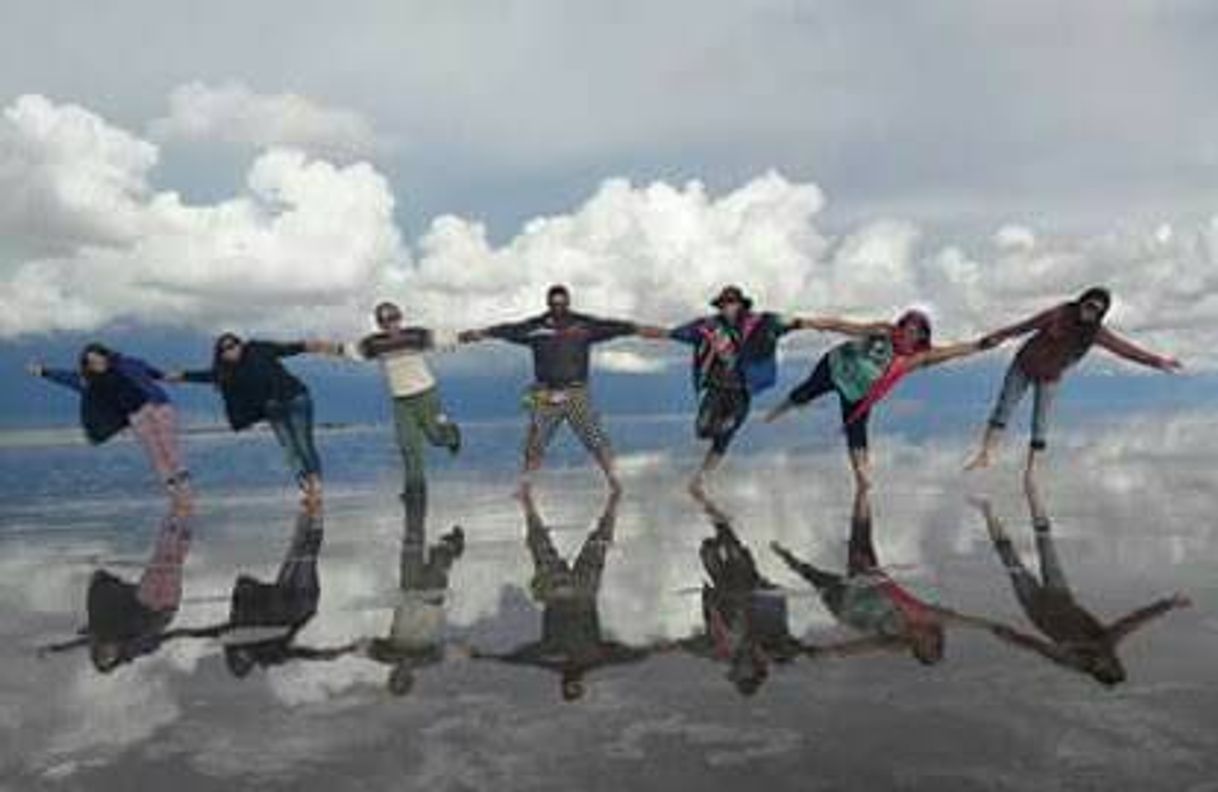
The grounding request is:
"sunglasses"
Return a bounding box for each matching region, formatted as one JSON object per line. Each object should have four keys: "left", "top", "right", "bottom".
{"left": 376, "top": 312, "right": 402, "bottom": 325}
{"left": 220, "top": 341, "right": 241, "bottom": 352}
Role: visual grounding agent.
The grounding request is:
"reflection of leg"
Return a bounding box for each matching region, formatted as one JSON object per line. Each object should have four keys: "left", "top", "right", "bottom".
{"left": 846, "top": 510, "right": 878, "bottom": 575}
{"left": 1033, "top": 525, "right": 1070, "bottom": 593}
{"left": 573, "top": 527, "right": 611, "bottom": 595}
{"left": 277, "top": 510, "right": 325, "bottom": 611}
{"left": 394, "top": 396, "right": 428, "bottom": 535}
{"left": 136, "top": 511, "right": 192, "bottom": 612}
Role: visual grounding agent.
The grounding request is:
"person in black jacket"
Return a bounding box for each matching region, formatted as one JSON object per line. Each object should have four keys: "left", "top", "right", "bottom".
{"left": 38, "top": 504, "right": 213, "bottom": 671}
{"left": 28, "top": 343, "right": 192, "bottom": 500}
{"left": 168, "top": 333, "right": 337, "bottom": 501}
{"left": 460, "top": 285, "right": 664, "bottom": 495}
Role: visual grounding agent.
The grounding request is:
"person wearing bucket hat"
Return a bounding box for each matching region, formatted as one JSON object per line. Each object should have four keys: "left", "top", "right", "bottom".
{"left": 664, "top": 285, "right": 821, "bottom": 497}
{"left": 459, "top": 285, "right": 665, "bottom": 496}
{"left": 965, "top": 287, "right": 1182, "bottom": 481}
{"left": 765, "top": 308, "right": 987, "bottom": 489}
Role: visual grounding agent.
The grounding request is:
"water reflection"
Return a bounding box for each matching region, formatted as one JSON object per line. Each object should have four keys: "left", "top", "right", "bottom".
{"left": 470, "top": 487, "right": 657, "bottom": 702}
{"left": 771, "top": 484, "right": 986, "bottom": 665}
{"left": 360, "top": 509, "right": 465, "bottom": 696}
{"left": 971, "top": 479, "right": 1191, "bottom": 686}
{"left": 672, "top": 495, "right": 807, "bottom": 695}
{"left": 38, "top": 503, "right": 197, "bottom": 671}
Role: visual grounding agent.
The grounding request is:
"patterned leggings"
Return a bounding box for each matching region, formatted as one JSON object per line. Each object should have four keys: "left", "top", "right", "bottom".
{"left": 128, "top": 403, "right": 187, "bottom": 483}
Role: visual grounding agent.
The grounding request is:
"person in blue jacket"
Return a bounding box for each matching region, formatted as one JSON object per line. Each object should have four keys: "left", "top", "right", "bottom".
{"left": 28, "top": 343, "right": 191, "bottom": 499}
{"left": 665, "top": 286, "right": 818, "bottom": 497}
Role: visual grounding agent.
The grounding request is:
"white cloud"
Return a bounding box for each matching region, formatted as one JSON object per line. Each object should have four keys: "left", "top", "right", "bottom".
{"left": 149, "top": 81, "right": 384, "bottom": 158}
{"left": 1, "top": 93, "right": 1215, "bottom": 370}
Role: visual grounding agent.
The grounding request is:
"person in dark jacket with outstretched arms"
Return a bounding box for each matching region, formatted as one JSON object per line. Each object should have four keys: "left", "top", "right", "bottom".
{"left": 28, "top": 343, "right": 192, "bottom": 501}
{"left": 165, "top": 333, "right": 338, "bottom": 502}
{"left": 460, "top": 284, "right": 665, "bottom": 495}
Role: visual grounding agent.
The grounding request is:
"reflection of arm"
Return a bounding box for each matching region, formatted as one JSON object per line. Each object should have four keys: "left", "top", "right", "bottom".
{"left": 809, "top": 634, "right": 906, "bottom": 658}
{"left": 470, "top": 643, "right": 554, "bottom": 669}
{"left": 594, "top": 641, "right": 655, "bottom": 669}
{"left": 1107, "top": 596, "right": 1189, "bottom": 643}
{"left": 286, "top": 642, "right": 361, "bottom": 661}
{"left": 988, "top": 623, "right": 1075, "bottom": 668}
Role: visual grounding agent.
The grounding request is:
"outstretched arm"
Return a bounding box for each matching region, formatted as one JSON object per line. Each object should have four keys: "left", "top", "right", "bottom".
{"left": 1094, "top": 328, "right": 1182, "bottom": 372}
{"left": 803, "top": 316, "right": 893, "bottom": 337}
{"left": 912, "top": 339, "right": 984, "bottom": 369}
{"left": 1107, "top": 594, "right": 1190, "bottom": 643}
{"left": 635, "top": 325, "right": 671, "bottom": 340}
{"left": 30, "top": 365, "right": 85, "bottom": 393}
{"left": 464, "top": 317, "right": 537, "bottom": 346}
{"left": 980, "top": 306, "right": 1059, "bottom": 348}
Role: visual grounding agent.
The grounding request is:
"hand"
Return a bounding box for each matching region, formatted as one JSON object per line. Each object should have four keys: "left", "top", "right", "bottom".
{"left": 1169, "top": 593, "right": 1192, "bottom": 608}
{"left": 1158, "top": 356, "right": 1183, "bottom": 373}
{"left": 26, "top": 362, "right": 44, "bottom": 377}
{"left": 163, "top": 370, "right": 186, "bottom": 383}
{"left": 977, "top": 334, "right": 1002, "bottom": 351}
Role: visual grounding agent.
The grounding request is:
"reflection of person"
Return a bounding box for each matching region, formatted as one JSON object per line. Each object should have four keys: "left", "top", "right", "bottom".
{"left": 459, "top": 285, "right": 664, "bottom": 495}
{"left": 167, "top": 334, "right": 335, "bottom": 502}
{"left": 219, "top": 507, "right": 355, "bottom": 677}
{"left": 470, "top": 489, "right": 654, "bottom": 702}
{"left": 966, "top": 287, "right": 1182, "bottom": 479}
{"left": 971, "top": 480, "right": 1190, "bottom": 687}
{"left": 772, "top": 484, "right": 983, "bottom": 665}
{"left": 28, "top": 344, "right": 191, "bottom": 500}
{"left": 673, "top": 496, "right": 808, "bottom": 696}
{"left": 361, "top": 510, "right": 465, "bottom": 697}
{"left": 766, "top": 311, "right": 984, "bottom": 489}
{"left": 663, "top": 286, "right": 818, "bottom": 497}
{"left": 39, "top": 506, "right": 204, "bottom": 672}
{"left": 336, "top": 302, "right": 462, "bottom": 535}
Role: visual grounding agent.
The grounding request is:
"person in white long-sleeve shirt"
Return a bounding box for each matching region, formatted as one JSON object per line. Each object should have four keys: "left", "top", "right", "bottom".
{"left": 339, "top": 302, "right": 462, "bottom": 532}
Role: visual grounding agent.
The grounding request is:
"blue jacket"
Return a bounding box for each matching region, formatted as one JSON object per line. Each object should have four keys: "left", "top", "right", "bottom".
{"left": 670, "top": 312, "right": 793, "bottom": 395}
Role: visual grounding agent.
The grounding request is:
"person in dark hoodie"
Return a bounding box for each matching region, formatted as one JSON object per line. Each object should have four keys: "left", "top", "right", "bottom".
{"left": 765, "top": 310, "right": 985, "bottom": 489}
{"left": 966, "top": 287, "right": 1182, "bottom": 479}
{"left": 167, "top": 334, "right": 336, "bottom": 502}
{"left": 970, "top": 480, "right": 1190, "bottom": 687}
{"left": 38, "top": 505, "right": 211, "bottom": 671}
{"left": 771, "top": 483, "right": 987, "bottom": 666}
{"left": 218, "top": 506, "right": 356, "bottom": 677}
{"left": 29, "top": 343, "right": 191, "bottom": 499}
{"left": 469, "top": 488, "right": 656, "bottom": 702}
{"left": 665, "top": 286, "right": 820, "bottom": 498}
{"left": 460, "top": 285, "right": 665, "bottom": 496}
{"left": 671, "top": 494, "right": 809, "bottom": 696}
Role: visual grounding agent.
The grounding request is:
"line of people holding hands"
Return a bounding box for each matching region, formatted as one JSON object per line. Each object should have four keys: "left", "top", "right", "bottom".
{"left": 29, "top": 283, "right": 1182, "bottom": 522}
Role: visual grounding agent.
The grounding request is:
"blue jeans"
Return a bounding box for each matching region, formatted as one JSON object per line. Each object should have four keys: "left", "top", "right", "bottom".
{"left": 987, "top": 363, "right": 1058, "bottom": 450}
{"left": 265, "top": 393, "right": 322, "bottom": 482}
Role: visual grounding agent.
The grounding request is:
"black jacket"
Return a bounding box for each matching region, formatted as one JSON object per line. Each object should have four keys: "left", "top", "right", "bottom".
{"left": 184, "top": 341, "right": 309, "bottom": 430}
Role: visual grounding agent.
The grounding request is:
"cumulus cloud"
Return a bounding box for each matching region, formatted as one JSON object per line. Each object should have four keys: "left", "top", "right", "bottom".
{"left": 149, "top": 81, "right": 384, "bottom": 158}
{"left": 0, "top": 92, "right": 1215, "bottom": 369}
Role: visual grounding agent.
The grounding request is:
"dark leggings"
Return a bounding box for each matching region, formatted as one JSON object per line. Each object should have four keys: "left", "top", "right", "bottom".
{"left": 696, "top": 386, "right": 751, "bottom": 454}
{"left": 787, "top": 356, "right": 870, "bottom": 450}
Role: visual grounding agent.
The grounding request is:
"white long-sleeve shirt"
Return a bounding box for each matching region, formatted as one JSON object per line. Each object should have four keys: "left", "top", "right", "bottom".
{"left": 343, "top": 329, "right": 457, "bottom": 398}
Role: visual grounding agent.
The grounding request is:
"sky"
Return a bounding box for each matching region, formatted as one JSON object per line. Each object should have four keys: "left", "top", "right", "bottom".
{"left": 0, "top": 0, "right": 1215, "bottom": 380}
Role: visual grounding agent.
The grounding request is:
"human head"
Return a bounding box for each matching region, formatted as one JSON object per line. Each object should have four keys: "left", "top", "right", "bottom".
{"left": 214, "top": 333, "right": 244, "bottom": 367}
{"left": 224, "top": 646, "right": 257, "bottom": 678}
{"left": 89, "top": 640, "right": 125, "bottom": 673}
{"left": 1075, "top": 286, "right": 1111, "bottom": 325}
{"left": 1076, "top": 646, "right": 1126, "bottom": 687}
{"left": 78, "top": 343, "right": 114, "bottom": 378}
{"left": 908, "top": 623, "right": 945, "bottom": 665}
{"left": 728, "top": 649, "right": 768, "bottom": 696}
{"left": 893, "top": 310, "right": 933, "bottom": 355}
{"left": 547, "top": 284, "right": 571, "bottom": 317}
{"left": 388, "top": 661, "right": 416, "bottom": 696}
{"left": 374, "top": 301, "right": 404, "bottom": 330}
{"left": 711, "top": 285, "right": 753, "bottom": 322}
{"left": 561, "top": 668, "right": 586, "bottom": 702}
